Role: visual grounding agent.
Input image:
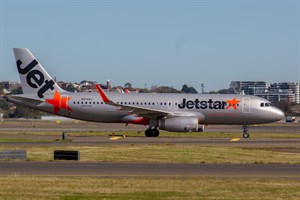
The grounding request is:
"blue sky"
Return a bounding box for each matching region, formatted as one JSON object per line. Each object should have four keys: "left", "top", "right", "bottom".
{"left": 0, "top": 0, "right": 299, "bottom": 91}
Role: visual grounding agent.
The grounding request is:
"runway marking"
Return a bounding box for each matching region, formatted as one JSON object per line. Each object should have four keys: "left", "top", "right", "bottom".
{"left": 109, "top": 136, "right": 122, "bottom": 141}
{"left": 230, "top": 138, "right": 240, "bottom": 142}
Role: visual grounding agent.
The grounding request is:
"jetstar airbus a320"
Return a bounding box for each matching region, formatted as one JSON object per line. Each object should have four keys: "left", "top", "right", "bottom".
{"left": 5, "top": 48, "right": 285, "bottom": 138}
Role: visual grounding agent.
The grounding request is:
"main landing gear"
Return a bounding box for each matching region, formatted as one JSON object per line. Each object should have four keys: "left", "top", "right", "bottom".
{"left": 145, "top": 119, "right": 160, "bottom": 137}
{"left": 242, "top": 124, "right": 250, "bottom": 138}
{"left": 145, "top": 129, "right": 160, "bottom": 137}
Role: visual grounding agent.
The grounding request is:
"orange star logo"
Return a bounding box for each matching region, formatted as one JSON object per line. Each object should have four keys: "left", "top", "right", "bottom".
{"left": 45, "top": 91, "right": 72, "bottom": 114}
{"left": 225, "top": 97, "right": 240, "bottom": 110}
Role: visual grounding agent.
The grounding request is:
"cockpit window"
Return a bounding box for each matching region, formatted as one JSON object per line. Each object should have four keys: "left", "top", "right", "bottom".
{"left": 260, "top": 102, "right": 272, "bottom": 107}
{"left": 260, "top": 103, "right": 264, "bottom": 107}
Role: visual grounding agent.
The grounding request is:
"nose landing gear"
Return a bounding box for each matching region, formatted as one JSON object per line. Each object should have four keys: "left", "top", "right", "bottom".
{"left": 242, "top": 124, "right": 249, "bottom": 138}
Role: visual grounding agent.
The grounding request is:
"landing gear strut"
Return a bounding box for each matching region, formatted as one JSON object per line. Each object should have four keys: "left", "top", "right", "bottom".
{"left": 242, "top": 124, "right": 249, "bottom": 138}
{"left": 145, "top": 119, "right": 159, "bottom": 137}
{"left": 145, "top": 129, "right": 160, "bottom": 137}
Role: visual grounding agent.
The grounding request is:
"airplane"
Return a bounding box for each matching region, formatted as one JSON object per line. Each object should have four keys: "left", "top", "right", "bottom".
{"left": 4, "top": 48, "right": 285, "bottom": 138}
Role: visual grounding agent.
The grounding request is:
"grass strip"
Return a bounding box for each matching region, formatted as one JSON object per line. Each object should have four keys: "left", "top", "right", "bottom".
{"left": 1, "top": 144, "right": 299, "bottom": 164}
{"left": 0, "top": 138, "right": 51, "bottom": 143}
{"left": 0, "top": 176, "right": 299, "bottom": 200}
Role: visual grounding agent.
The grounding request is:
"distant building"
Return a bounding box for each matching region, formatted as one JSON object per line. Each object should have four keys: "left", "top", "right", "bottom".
{"left": 1, "top": 81, "right": 10, "bottom": 89}
{"left": 230, "top": 81, "right": 270, "bottom": 95}
{"left": 0, "top": 81, "right": 21, "bottom": 91}
{"left": 230, "top": 81, "right": 300, "bottom": 103}
{"left": 266, "top": 82, "right": 299, "bottom": 103}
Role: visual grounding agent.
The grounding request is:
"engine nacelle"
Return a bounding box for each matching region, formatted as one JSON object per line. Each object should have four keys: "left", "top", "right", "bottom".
{"left": 159, "top": 116, "right": 199, "bottom": 132}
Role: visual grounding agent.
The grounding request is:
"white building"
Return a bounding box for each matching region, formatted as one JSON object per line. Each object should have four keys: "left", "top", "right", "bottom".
{"left": 230, "top": 81, "right": 299, "bottom": 103}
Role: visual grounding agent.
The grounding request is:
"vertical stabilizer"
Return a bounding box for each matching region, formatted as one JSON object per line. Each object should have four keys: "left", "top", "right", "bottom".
{"left": 13, "top": 48, "right": 64, "bottom": 98}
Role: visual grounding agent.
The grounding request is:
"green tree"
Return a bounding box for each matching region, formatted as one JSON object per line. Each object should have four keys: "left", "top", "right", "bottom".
{"left": 65, "top": 84, "right": 78, "bottom": 92}
{"left": 274, "top": 101, "right": 296, "bottom": 116}
{"left": 187, "top": 87, "right": 198, "bottom": 94}
{"left": 124, "top": 82, "right": 132, "bottom": 89}
{"left": 181, "top": 84, "right": 198, "bottom": 94}
{"left": 151, "top": 86, "right": 180, "bottom": 93}
{"left": 218, "top": 89, "right": 229, "bottom": 94}
{"left": 209, "top": 91, "right": 218, "bottom": 94}
{"left": 11, "top": 86, "right": 23, "bottom": 95}
{"left": 9, "top": 105, "right": 43, "bottom": 118}
{"left": 0, "top": 83, "right": 3, "bottom": 94}
{"left": 181, "top": 85, "right": 188, "bottom": 93}
{"left": 139, "top": 88, "right": 150, "bottom": 93}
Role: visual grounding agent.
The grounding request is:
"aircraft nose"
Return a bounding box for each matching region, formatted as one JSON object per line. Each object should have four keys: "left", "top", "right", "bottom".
{"left": 272, "top": 107, "right": 285, "bottom": 121}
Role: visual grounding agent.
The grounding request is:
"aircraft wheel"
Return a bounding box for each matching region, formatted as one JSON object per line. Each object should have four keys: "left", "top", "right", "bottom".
{"left": 153, "top": 129, "right": 160, "bottom": 137}
{"left": 243, "top": 132, "right": 249, "bottom": 138}
{"left": 145, "top": 129, "right": 154, "bottom": 137}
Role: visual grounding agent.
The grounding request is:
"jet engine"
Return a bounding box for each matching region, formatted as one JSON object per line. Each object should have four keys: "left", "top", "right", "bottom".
{"left": 159, "top": 116, "right": 199, "bottom": 132}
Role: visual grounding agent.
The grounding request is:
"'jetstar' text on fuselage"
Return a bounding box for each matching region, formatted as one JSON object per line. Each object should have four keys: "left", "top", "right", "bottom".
{"left": 178, "top": 98, "right": 228, "bottom": 110}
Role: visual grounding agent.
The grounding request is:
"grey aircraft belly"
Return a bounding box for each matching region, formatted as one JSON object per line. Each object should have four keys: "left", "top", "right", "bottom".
{"left": 5, "top": 48, "right": 285, "bottom": 138}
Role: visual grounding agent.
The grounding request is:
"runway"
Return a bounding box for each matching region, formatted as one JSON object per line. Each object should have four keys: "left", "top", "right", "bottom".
{"left": 1, "top": 120, "right": 300, "bottom": 133}
{"left": 1, "top": 121, "right": 300, "bottom": 179}
{"left": 1, "top": 162, "right": 299, "bottom": 178}
{"left": 1, "top": 135, "right": 300, "bottom": 148}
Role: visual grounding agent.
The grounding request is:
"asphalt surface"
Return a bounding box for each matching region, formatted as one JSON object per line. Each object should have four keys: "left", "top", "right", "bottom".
{"left": 1, "top": 135, "right": 300, "bottom": 148}
{"left": 1, "top": 120, "right": 300, "bottom": 178}
{"left": 1, "top": 120, "right": 300, "bottom": 133}
{"left": 1, "top": 162, "right": 299, "bottom": 178}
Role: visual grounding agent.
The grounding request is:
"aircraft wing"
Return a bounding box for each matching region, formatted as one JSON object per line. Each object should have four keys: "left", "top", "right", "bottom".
{"left": 96, "top": 85, "right": 174, "bottom": 118}
{"left": 115, "top": 104, "right": 171, "bottom": 118}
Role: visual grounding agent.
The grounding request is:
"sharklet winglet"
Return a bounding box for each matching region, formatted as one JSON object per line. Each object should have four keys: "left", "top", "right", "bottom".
{"left": 96, "top": 85, "right": 110, "bottom": 103}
